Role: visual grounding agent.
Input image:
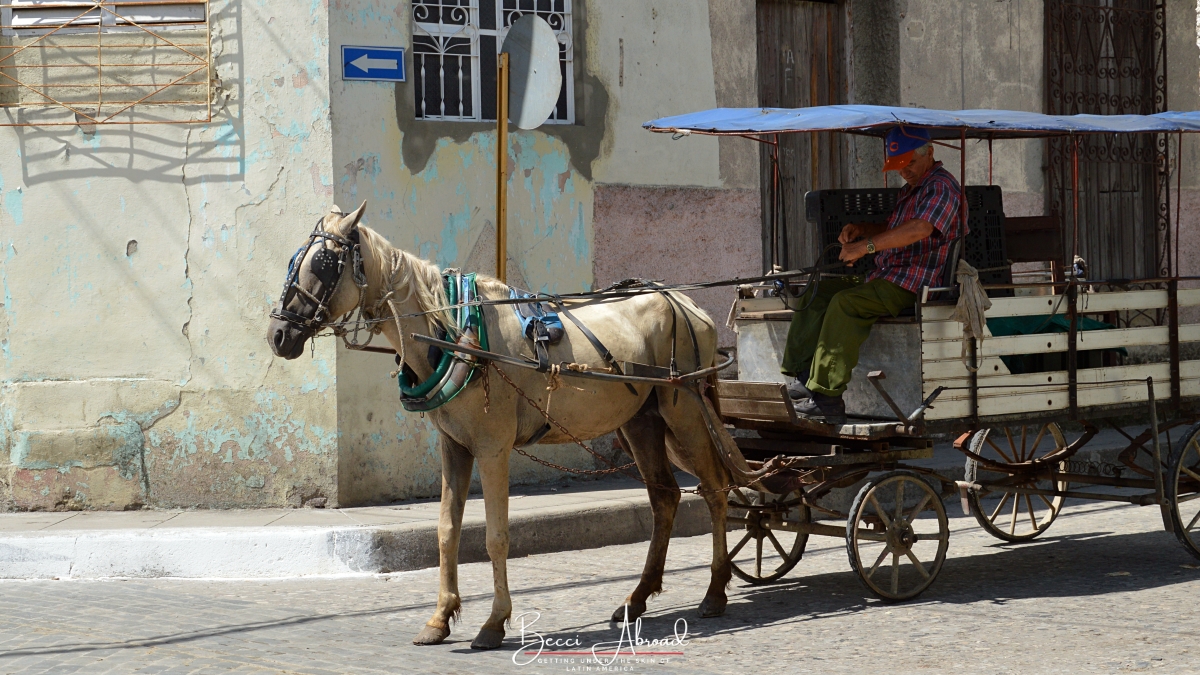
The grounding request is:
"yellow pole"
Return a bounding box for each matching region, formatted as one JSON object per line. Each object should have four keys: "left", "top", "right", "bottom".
{"left": 496, "top": 52, "right": 510, "bottom": 284}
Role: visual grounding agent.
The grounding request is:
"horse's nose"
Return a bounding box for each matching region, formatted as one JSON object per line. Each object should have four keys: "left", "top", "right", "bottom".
{"left": 273, "top": 328, "right": 287, "bottom": 351}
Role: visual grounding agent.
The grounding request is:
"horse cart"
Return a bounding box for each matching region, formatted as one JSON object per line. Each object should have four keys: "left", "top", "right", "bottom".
{"left": 644, "top": 106, "right": 1200, "bottom": 601}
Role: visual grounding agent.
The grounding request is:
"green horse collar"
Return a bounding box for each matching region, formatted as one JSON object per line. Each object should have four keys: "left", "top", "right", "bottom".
{"left": 399, "top": 272, "right": 489, "bottom": 413}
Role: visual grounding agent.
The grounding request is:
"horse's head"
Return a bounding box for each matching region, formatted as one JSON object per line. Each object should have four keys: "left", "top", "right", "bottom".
{"left": 267, "top": 203, "right": 367, "bottom": 360}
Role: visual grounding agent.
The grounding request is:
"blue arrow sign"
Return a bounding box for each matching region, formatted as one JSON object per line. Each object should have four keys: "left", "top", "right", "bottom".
{"left": 342, "top": 46, "right": 406, "bottom": 82}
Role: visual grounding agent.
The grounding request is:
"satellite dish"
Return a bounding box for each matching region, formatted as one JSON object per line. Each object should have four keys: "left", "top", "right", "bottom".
{"left": 501, "top": 15, "right": 563, "bottom": 130}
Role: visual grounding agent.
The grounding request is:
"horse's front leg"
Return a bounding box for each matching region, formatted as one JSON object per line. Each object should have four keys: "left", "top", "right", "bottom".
{"left": 471, "top": 449, "right": 512, "bottom": 649}
{"left": 414, "top": 435, "right": 474, "bottom": 646}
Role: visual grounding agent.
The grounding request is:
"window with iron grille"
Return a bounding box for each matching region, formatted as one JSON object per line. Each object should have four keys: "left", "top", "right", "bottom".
{"left": 412, "top": 0, "right": 573, "bottom": 123}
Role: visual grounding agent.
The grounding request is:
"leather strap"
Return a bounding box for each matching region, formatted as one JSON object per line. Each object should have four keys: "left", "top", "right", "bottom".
{"left": 555, "top": 302, "right": 638, "bottom": 396}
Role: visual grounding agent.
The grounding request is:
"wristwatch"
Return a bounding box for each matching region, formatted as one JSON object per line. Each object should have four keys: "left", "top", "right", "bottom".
{"left": 865, "top": 238, "right": 876, "bottom": 254}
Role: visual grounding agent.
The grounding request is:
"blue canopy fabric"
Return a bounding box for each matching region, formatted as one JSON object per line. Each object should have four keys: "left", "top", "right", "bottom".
{"left": 643, "top": 105, "right": 1200, "bottom": 139}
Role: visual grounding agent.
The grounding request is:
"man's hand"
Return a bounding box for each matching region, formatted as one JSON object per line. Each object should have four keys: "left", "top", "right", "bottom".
{"left": 839, "top": 240, "right": 869, "bottom": 265}
{"left": 838, "top": 223, "right": 864, "bottom": 245}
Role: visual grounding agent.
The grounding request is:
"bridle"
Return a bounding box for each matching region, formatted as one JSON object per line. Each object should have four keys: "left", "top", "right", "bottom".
{"left": 271, "top": 215, "right": 365, "bottom": 333}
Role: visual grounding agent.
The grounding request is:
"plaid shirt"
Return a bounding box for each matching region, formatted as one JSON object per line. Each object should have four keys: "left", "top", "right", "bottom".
{"left": 870, "top": 162, "right": 965, "bottom": 293}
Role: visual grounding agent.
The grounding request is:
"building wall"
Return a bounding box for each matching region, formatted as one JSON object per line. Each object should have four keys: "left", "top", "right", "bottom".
{"left": 326, "top": 0, "right": 754, "bottom": 504}
{"left": 1166, "top": 0, "right": 1200, "bottom": 281}
{"left": 590, "top": 0, "right": 761, "bottom": 348}
{"left": 0, "top": 1, "right": 343, "bottom": 510}
{"left": 0, "top": 0, "right": 752, "bottom": 511}
{"left": 3, "top": 0, "right": 1192, "bottom": 510}
{"left": 897, "top": 0, "right": 1046, "bottom": 215}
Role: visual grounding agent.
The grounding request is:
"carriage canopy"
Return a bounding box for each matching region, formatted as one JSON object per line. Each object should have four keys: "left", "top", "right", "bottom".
{"left": 643, "top": 104, "right": 1200, "bottom": 139}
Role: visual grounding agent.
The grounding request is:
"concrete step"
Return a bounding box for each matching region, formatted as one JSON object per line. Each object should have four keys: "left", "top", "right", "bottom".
{"left": 0, "top": 476, "right": 714, "bottom": 580}
{"left": 0, "top": 427, "right": 1151, "bottom": 579}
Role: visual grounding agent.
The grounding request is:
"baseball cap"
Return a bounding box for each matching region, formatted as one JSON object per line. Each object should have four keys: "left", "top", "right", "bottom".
{"left": 882, "top": 126, "right": 931, "bottom": 172}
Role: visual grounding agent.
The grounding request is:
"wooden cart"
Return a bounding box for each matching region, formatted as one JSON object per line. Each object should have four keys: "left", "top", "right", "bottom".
{"left": 641, "top": 105, "right": 1200, "bottom": 601}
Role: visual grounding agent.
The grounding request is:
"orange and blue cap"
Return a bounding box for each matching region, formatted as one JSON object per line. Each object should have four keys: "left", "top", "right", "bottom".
{"left": 882, "top": 126, "right": 931, "bottom": 172}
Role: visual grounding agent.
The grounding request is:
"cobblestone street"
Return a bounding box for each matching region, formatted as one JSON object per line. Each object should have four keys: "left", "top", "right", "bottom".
{"left": 2, "top": 499, "right": 1199, "bottom": 674}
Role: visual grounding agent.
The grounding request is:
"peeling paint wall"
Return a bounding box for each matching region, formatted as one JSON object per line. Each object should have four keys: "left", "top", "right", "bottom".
{"left": 326, "top": 0, "right": 757, "bottom": 504}
{"left": 19, "top": 1, "right": 1191, "bottom": 510}
{"left": 327, "top": 0, "right": 610, "bottom": 504}
{"left": 894, "top": 0, "right": 1200, "bottom": 223}
{"left": 0, "top": 0, "right": 754, "bottom": 510}
{"left": 896, "top": 0, "right": 1045, "bottom": 215}
{"left": 1168, "top": 0, "right": 1200, "bottom": 286}
{"left": 0, "top": 0, "right": 341, "bottom": 510}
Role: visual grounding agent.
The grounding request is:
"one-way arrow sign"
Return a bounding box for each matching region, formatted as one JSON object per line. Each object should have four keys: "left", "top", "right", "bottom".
{"left": 342, "top": 46, "right": 406, "bottom": 82}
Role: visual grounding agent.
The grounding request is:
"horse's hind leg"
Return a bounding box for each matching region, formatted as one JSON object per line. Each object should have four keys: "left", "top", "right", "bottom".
{"left": 470, "top": 449, "right": 512, "bottom": 650}
{"left": 661, "top": 399, "right": 733, "bottom": 618}
{"left": 611, "top": 410, "right": 679, "bottom": 623}
{"left": 414, "top": 435, "right": 474, "bottom": 646}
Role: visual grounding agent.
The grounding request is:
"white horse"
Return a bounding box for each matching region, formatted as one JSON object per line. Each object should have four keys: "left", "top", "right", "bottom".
{"left": 267, "top": 204, "right": 741, "bottom": 649}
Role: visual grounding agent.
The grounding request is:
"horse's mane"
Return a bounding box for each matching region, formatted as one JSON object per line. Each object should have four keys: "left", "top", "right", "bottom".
{"left": 356, "top": 224, "right": 508, "bottom": 332}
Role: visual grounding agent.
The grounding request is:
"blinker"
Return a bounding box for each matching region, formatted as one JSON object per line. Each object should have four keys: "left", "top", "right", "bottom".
{"left": 310, "top": 247, "right": 342, "bottom": 287}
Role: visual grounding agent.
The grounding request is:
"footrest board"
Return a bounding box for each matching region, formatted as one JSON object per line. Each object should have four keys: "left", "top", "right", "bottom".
{"left": 716, "top": 380, "right": 927, "bottom": 440}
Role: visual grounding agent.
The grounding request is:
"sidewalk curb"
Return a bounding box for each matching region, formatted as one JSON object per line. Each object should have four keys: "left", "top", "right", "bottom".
{"left": 0, "top": 494, "right": 714, "bottom": 580}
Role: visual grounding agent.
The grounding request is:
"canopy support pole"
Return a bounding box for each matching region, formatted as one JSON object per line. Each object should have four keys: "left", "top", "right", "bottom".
{"left": 1175, "top": 131, "right": 1183, "bottom": 277}
{"left": 960, "top": 127, "right": 978, "bottom": 424}
{"left": 770, "top": 134, "right": 781, "bottom": 272}
{"left": 1068, "top": 134, "right": 1080, "bottom": 418}
{"left": 988, "top": 136, "right": 993, "bottom": 185}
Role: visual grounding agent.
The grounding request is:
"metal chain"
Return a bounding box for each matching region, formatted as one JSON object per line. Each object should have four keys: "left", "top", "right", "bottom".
{"left": 489, "top": 363, "right": 641, "bottom": 478}
{"left": 482, "top": 363, "right": 490, "bottom": 414}
{"left": 488, "top": 363, "right": 791, "bottom": 495}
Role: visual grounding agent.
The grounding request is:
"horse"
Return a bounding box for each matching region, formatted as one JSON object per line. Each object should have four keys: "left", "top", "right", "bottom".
{"left": 267, "top": 203, "right": 741, "bottom": 650}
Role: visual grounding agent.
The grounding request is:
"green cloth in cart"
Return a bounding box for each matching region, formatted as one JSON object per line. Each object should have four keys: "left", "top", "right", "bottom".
{"left": 986, "top": 314, "right": 1126, "bottom": 374}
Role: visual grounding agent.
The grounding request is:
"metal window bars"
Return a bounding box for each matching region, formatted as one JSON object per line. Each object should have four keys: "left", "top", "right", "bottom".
{"left": 412, "top": 0, "right": 573, "bottom": 124}
{"left": 0, "top": 0, "right": 211, "bottom": 126}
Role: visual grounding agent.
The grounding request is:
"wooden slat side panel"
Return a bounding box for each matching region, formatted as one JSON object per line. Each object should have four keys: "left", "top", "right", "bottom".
{"left": 923, "top": 368, "right": 1200, "bottom": 421}
{"left": 921, "top": 325, "right": 1169, "bottom": 361}
{"left": 922, "top": 356, "right": 1013, "bottom": 381}
{"left": 1076, "top": 289, "right": 1168, "bottom": 313}
{"left": 924, "top": 363, "right": 1173, "bottom": 401}
{"left": 928, "top": 381, "right": 1182, "bottom": 420}
{"left": 924, "top": 390, "right": 1070, "bottom": 420}
{"left": 922, "top": 289, "right": 1170, "bottom": 322}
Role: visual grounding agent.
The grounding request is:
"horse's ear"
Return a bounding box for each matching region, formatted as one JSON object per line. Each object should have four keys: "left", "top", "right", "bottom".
{"left": 334, "top": 201, "right": 367, "bottom": 237}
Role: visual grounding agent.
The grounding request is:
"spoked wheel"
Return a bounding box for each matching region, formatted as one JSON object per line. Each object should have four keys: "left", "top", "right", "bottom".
{"left": 846, "top": 471, "right": 949, "bottom": 602}
{"left": 1167, "top": 423, "right": 1200, "bottom": 560}
{"left": 726, "top": 488, "right": 810, "bottom": 584}
{"left": 964, "top": 423, "right": 1069, "bottom": 542}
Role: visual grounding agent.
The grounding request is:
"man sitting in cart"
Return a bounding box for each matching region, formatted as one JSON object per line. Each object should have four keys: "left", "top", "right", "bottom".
{"left": 784, "top": 125, "right": 965, "bottom": 424}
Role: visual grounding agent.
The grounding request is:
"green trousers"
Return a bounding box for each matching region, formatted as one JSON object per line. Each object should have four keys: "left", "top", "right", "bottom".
{"left": 780, "top": 276, "right": 917, "bottom": 397}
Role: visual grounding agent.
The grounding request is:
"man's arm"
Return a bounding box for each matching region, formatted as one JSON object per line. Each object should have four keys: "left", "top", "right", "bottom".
{"left": 839, "top": 218, "right": 935, "bottom": 264}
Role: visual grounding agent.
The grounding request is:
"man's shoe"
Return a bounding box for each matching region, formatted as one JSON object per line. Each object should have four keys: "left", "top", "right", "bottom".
{"left": 786, "top": 377, "right": 811, "bottom": 401}
{"left": 793, "top": 392, "right": 847, "bottom": 425}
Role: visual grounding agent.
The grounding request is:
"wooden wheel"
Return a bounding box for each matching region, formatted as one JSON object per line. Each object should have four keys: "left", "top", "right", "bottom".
{"left": 726, "top": 488, "right": 809, "bottom": 584}
{"left": 964, "top": 423, "right": 1069, "bottom": 542}
{"left": 845, "top": 471, "right": 948, "bottom": 602}
{"left": 1167, "top": 423, "right": 1200, "bottom": 560}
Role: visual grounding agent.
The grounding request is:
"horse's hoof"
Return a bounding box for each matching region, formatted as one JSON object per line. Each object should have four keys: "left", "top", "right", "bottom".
{"left": 611, "top": 602, "right": 646, "bottom": 623}
{"left": 471, "top": 627, "right": 505, "bottom": 650}
{"left": 698, "top": 596, "right": 727, "bottom": 618}
{"left": 413, "top": 623, "right": 451, "bottom": 646}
